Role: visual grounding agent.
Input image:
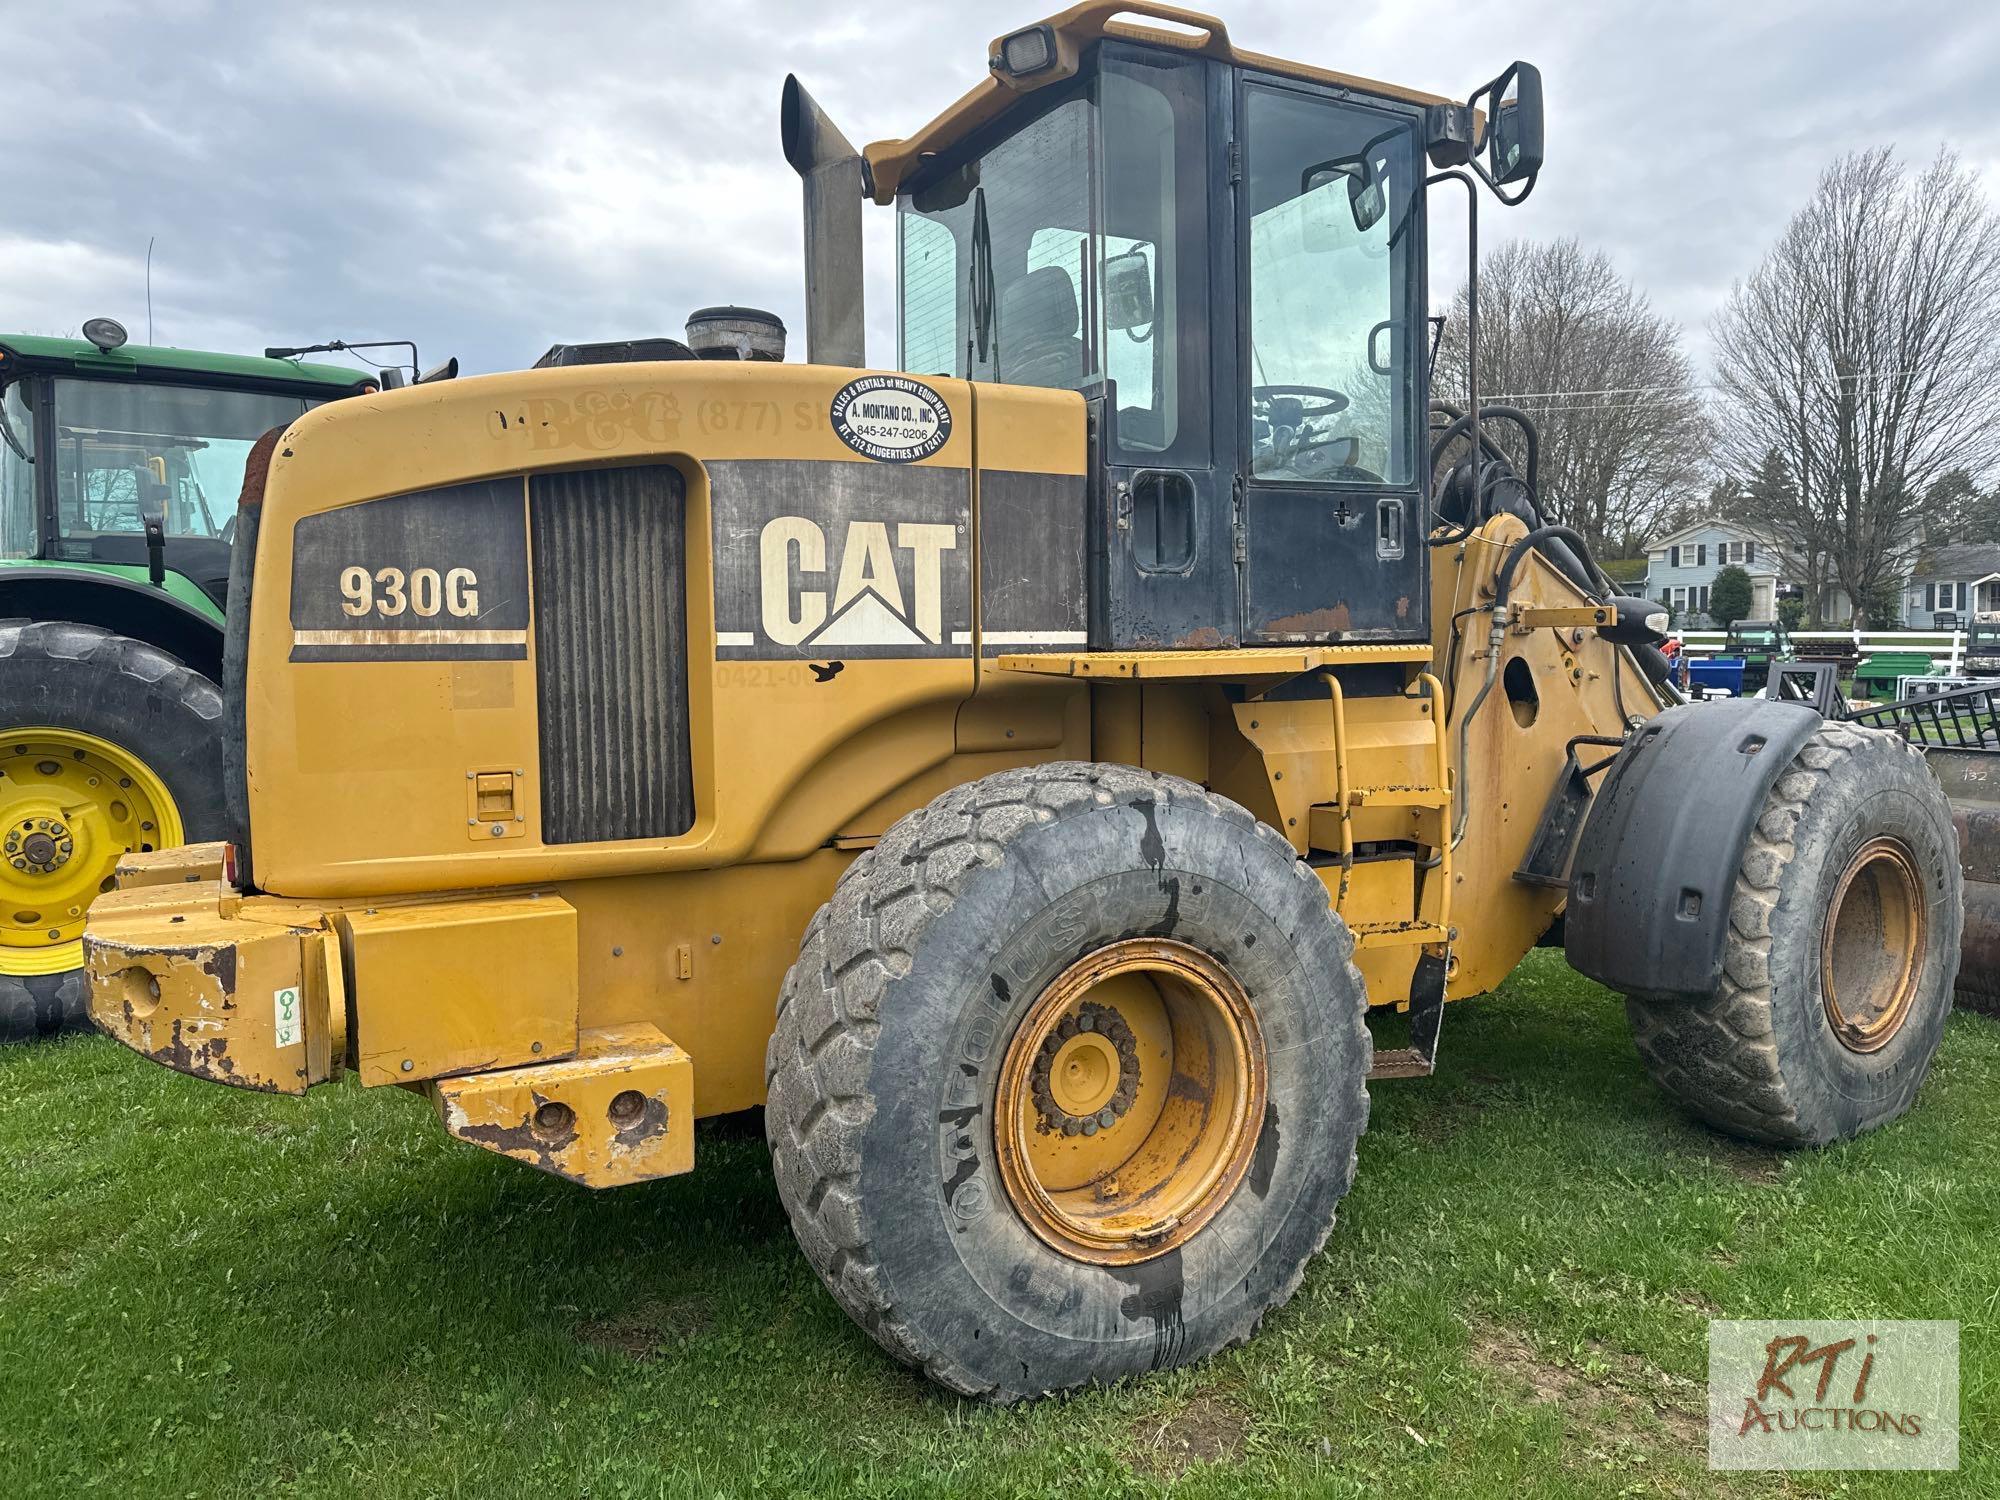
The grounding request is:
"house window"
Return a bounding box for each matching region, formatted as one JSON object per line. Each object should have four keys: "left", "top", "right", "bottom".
{"left": 1720, "top": 540, "right": 1755, "bottom": 565}
{"left": 1937, "top": 582, "right": 1959, "bottom": 613}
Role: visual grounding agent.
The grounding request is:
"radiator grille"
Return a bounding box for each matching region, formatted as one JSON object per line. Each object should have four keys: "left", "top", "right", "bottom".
{"left": 529, "top": 465, "right": 694, "bottom": 844}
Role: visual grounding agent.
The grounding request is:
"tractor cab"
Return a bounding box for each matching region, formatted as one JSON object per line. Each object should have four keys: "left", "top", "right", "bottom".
{"left": 0, "top": 326, "right": 373, "bottom": 625}
{"left": 788, "top": 2, "right": 1541, "bottom": 650}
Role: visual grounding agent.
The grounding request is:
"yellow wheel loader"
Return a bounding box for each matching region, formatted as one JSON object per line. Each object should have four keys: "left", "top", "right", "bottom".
{"left": 82, "top": 3, "right": 1964, "bottom": 1402}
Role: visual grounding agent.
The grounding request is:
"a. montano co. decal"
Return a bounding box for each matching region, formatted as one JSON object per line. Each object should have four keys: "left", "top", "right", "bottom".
{"left": 830, "top": 375, "right": 952, "bottom": 463}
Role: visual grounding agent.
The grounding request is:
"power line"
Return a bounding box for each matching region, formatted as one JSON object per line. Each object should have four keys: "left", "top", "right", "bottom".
{"left": 1479, "top": 365, "right": 1933, "bottom": 404}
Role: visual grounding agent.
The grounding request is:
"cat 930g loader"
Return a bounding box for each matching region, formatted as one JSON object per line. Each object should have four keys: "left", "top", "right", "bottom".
{"left": 82, "top": 3, "right": 1964, "bottom": 1402}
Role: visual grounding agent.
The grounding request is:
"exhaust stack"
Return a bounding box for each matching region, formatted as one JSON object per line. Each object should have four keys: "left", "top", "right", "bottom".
{"left": 781, "top": 75, "right": 866, "bottom": 369}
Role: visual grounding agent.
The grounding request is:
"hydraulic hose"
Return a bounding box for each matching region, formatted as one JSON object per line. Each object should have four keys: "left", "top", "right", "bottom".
{"left": 1453, "top": 523, "right": 1610, "bottom": 849}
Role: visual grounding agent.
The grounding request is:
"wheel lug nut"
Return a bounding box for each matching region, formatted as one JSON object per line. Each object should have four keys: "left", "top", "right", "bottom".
{"left": 1097, "top": 1109, "right": 1117, "bottom": 1128}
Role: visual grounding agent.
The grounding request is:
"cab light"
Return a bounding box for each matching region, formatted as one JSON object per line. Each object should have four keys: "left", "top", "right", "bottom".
{"left": 993, "top": 24, "right": 1056, "bottom": 78}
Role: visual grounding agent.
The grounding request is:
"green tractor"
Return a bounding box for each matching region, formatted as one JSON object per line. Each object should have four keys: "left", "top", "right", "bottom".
{"left": 0, "top": 319, "right": 377, "bottom": 1038}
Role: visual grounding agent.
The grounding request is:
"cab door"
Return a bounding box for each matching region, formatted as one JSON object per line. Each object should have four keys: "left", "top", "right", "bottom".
{"left": 1236, "top": 79, "right": 1428, "bottom": 642}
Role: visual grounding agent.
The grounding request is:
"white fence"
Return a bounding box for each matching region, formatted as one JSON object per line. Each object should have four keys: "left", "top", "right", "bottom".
{"left": 1672, "top": 628, "right": 1978, "bottom": 673}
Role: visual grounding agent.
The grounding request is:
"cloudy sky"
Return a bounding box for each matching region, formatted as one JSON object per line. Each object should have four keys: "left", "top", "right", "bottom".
{"left": 5, "top": 1, "right": 1996, "bottom": 383}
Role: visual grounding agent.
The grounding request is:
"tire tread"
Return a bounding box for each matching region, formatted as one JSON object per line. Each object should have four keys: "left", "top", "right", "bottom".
{"left": 764, "top": 761, "right": 1367, "bottom": 1399}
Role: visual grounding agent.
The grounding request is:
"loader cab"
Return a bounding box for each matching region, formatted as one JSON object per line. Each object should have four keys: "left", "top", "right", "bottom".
{"left": 892, "top": 38, "right": 1429, "bottom": 648}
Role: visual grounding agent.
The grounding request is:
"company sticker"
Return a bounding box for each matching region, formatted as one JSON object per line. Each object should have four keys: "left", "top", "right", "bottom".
{"left": 273, "top": 986, "right": 302, "bottom": 1049}
{"left": 830, "top": 375, "right": 952, "bottom": 463}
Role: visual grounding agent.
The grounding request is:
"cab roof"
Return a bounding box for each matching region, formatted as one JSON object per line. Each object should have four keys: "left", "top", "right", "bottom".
{"left": 0, "top": 333, "right": 372, "bottom": 392}
{"left": 862, "top": 1, "right": 1458, "bottom": 204}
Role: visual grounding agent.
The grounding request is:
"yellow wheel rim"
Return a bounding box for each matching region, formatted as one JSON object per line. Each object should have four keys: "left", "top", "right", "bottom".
{"left": 0, "top": 727, "right": 182, "bottom": 977}
{"left": 994, "top": 939, "right": 1266, "bottom": 1266}
{"left": 1820, "top": 836, "right": 1927, "bottom": 1054}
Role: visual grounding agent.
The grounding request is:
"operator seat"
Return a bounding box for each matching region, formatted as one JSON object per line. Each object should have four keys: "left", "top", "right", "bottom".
{"left": 998, "top": 266, "right": 1086, "bottom": 388}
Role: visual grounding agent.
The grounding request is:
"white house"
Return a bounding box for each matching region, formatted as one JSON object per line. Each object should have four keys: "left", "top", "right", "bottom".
{"left": 1643, "top": 518, "right": 1781, "bottom": 627}
{"left": 1904, "top": 542, "right": 2000, "bottom": 628}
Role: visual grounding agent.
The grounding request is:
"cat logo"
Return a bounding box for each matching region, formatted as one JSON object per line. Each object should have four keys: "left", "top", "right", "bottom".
{"left": 759, "top": 515, "right": 958, "bottom": 647}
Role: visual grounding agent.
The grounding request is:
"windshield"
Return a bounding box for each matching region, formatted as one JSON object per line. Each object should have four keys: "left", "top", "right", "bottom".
{"left": 0, "top": 382, "right": 32, "bottom": 558}
{"left": 48, "top": 378, "right": 317, "bottom": 546}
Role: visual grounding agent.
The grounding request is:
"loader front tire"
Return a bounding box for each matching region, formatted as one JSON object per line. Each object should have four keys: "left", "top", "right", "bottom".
{"left": 1625, "top": 722, "right": 1961, "bottom": 1145}
{"left": 765, "top": 762, "right": 1370, "bottom": 1401}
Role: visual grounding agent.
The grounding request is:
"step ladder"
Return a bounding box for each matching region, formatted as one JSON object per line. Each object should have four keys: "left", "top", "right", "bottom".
{"left": 1313, "top": 670, "right": 1454, "bottom": 1078}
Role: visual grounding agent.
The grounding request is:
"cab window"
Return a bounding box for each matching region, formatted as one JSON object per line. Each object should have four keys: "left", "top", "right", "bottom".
{"left": 895, "top": 48, "right": 1209, "bottom": 466}
{"left": 1244, "top": 87, "right": 1420, "bottom": 485}
{"left": 49, "top": 379, "right": 316, "bottom": 546}
{"left": 0, "top": 381, "right": 33, "bottom": 559}
{"left": 898, "top": 92, "right": 1097, "bottom": 392}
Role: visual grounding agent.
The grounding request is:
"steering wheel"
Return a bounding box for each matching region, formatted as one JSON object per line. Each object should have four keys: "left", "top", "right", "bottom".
{"left": 1251, "top": 383, "right": 1350, "bottom": 421}
{"left": 1252, "top": 383, "right": 1381, "bottom": 481}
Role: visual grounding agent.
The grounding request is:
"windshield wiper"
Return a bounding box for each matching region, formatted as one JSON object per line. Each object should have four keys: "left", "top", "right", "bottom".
{"left": 60, "top": 426, "right": 211, "bottom": 450}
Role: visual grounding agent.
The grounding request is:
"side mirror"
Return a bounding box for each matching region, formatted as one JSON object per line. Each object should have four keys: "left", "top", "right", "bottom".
{"left": 1301, "top": 158, "right": 1384, "bottom": 234}
{"left": 1102, "top": 247, "right": 1154, "bottom": 331}
{"left": 1477, "top": 62, "right": 1543, "bottom": 187}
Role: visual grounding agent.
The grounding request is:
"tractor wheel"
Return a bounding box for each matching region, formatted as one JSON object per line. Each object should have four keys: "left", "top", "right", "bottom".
{"left": 765, "top": 762, "right": 1370, "bottom": 1401}
{"left": 1625, "top": 722, "right": 1961, "bottom": 1145}
{"left": 0, "top": 620, "right": 225, "bottom": 1042}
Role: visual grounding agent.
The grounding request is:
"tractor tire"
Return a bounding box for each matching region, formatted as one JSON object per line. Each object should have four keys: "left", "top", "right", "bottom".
{"left": 764, "top": 762, "right": 1370, "bottom": 1401}
{"left": 0, "top": 620, "right": 226, "bottom": 1042}
{"left": 1625, "top": 722, "right": 1961, "bottom": 1146}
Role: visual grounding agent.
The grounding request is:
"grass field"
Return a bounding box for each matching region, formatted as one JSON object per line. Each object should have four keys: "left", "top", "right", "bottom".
{"left": 3, "top": 951, "right": 1994, "bottom": 1497}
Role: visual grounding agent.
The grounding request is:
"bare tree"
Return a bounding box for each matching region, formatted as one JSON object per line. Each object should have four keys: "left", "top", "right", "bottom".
{"left": 1436, "top": 237, "right": 1708, "bottom": 560}
{"left": 1710, "top": 147, "right": 2000, "bottom": 622}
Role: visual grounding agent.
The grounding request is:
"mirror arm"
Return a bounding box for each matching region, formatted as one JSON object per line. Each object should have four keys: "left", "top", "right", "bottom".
{"left": 1465, "top": 153, "right": 1540, "bottom": 207}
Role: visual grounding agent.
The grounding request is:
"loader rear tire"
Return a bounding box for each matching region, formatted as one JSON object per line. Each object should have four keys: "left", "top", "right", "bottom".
{"left": 764, "top": 762, "right": 1370, "bottom": 1401}
{"left": 1625, "top": 722, "right": 1961, "bottom": 1145}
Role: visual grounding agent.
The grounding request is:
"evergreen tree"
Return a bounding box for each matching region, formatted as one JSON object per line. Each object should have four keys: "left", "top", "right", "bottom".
{"left": 1709, "top": 565, "right": 1755, "bottom": 629}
